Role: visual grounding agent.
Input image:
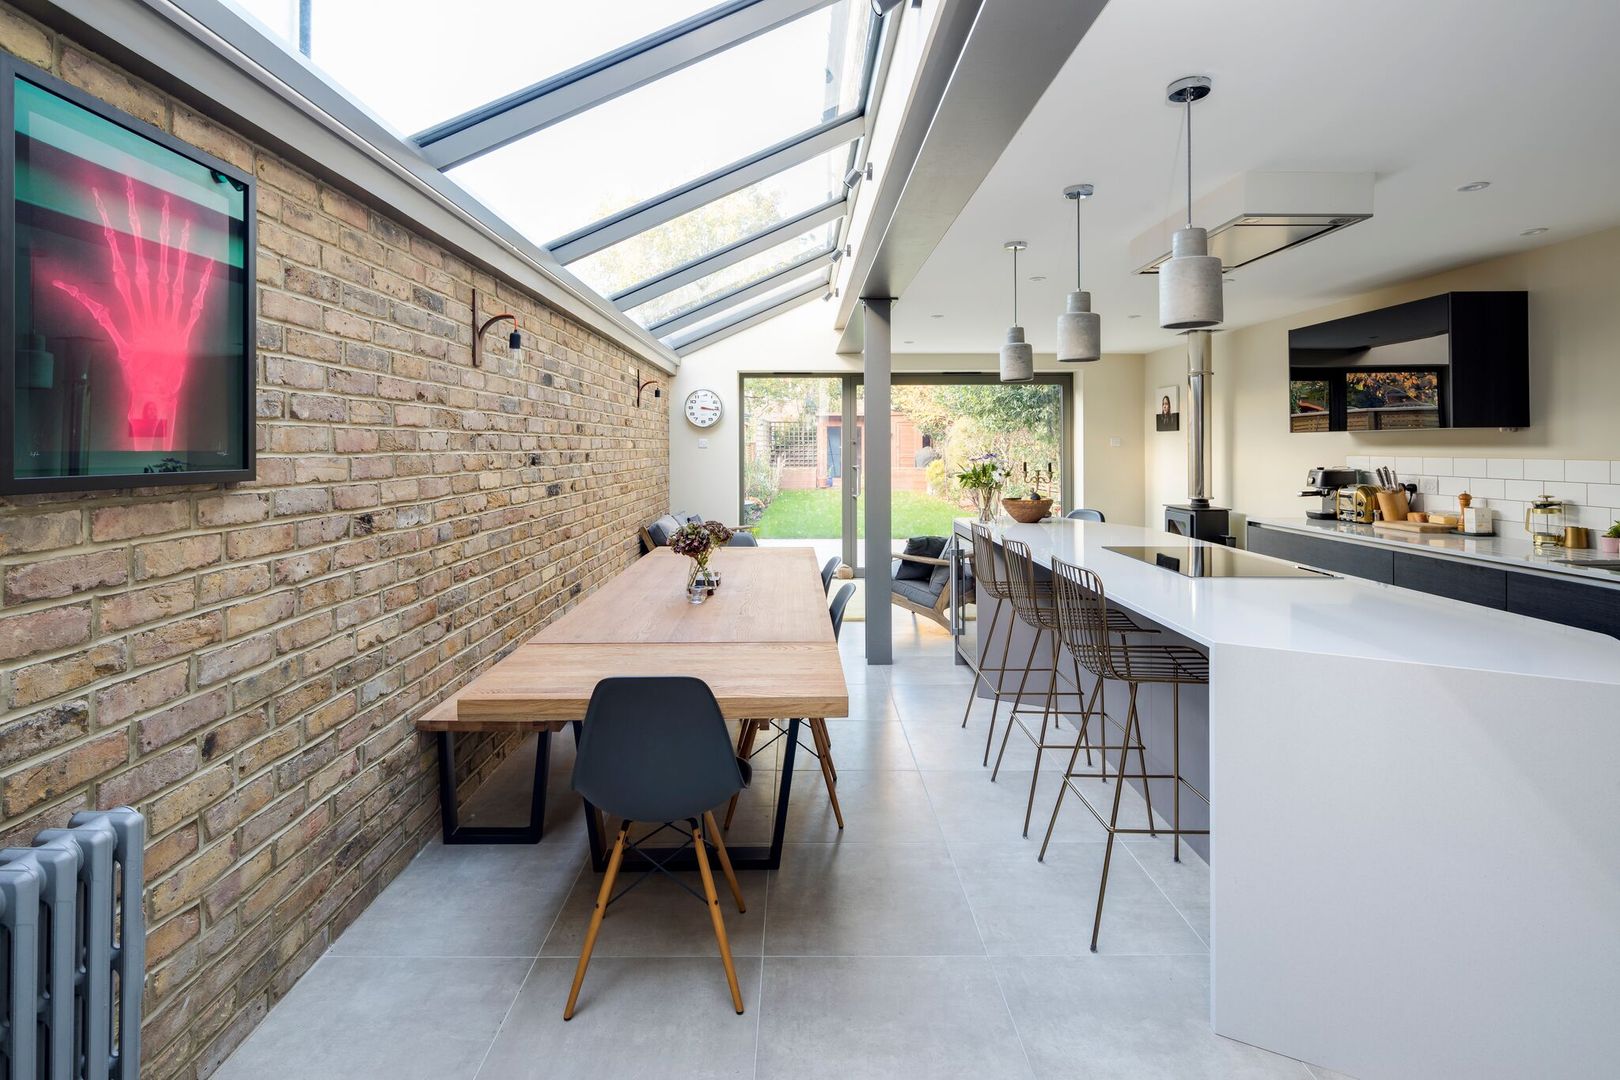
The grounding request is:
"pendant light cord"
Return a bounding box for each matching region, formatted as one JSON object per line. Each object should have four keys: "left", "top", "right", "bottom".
{"left": 1184, "top": 93, "right": 1194, "bottom": 228}
{"left": 1011, "top": 245, "right": 1019, "bottom": 324}
{"left": 1074, "top": 195, "right": 1083, "bottom": 291}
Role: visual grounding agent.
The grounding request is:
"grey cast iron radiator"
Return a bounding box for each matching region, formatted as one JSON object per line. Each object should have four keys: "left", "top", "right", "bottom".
{"left": 0, "top": 808, "right": 145, "bottom": 1080}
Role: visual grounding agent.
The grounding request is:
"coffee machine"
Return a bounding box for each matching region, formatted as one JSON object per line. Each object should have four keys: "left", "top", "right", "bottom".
{"left": 1300, "top": 467, "right": 1357, "bottom": 519}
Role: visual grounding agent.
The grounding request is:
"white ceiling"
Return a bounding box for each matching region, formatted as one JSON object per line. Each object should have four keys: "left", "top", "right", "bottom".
{"left": 894, "top": 0, "right": 1620, "bottom": 354}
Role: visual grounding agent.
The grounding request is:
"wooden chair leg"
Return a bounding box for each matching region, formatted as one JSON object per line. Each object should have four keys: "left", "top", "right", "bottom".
{"left": 723, "top": 721, "right": 760, "bottom": 830}
{"left": 703, "top": 811, "right": 746, "bottom": 913}
{"left": 809, "top": 718, "right": 844, "bottom": 829}
{"left": 691, "top": 821, "right": 745, "bottom": 1014}
{"left": 564, "top": 822, "right": 628, "bottom": 1020}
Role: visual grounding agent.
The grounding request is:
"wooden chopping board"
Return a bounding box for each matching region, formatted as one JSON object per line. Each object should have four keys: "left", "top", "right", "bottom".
{"left": 1373, "top": 519, "right": 1457, "bottom": 534}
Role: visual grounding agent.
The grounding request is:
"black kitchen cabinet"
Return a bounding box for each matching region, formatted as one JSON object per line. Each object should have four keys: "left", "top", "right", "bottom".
{"left": 1247, "top": 524, "right": 1393, "bottom": 583}
{"left": 1505, "top": 573, "right": 1620, "bottom": 639}
{"left": 1392, "top": 552, "right": 1507, "bottom": 609}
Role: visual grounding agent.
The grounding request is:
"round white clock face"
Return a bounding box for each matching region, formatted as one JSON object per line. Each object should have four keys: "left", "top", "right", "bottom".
{"left": 684, "top": 389, "right": 723, "bottom": 428}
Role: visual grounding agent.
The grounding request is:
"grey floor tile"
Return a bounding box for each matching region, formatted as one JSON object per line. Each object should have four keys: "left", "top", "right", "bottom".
{"left": 1125, "top": 838, "right": 1211, "bottom": 946}
{"left": 785, "top": 769, "right": 942, "bottom": 843}
{"left": 757, "top": 956, "right": 1033, "bottom": 1080}
{"left": 331, "top": 841, "right": 585, "bottom": 958}
{"left": 992, "top": 954, "right": 1311, "bottom": 1079}
{"left": 904, "top": 715, "right": 1040, "bottom": 772}
{"left": 921, "top": 769, "right": 1112, "bottom": 844}
{"left": 213, "top": 954, "right": 529, "bottom": 1080}
{"left": 541, "top": 859, "right": 764, "bottom": 958}
{"left": 765, "top": 841, "right": 982, "bottom": 956}
{"left": 952, "top": 842, "right": 1206, "bottom": 957}
{"left": 478, "top": 957, "right": 760, "bottom": 1080}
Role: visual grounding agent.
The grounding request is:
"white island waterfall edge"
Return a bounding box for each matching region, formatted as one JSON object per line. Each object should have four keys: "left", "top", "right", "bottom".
{"left": 957, "top": 518, "right": 1620, "bottom": 1080}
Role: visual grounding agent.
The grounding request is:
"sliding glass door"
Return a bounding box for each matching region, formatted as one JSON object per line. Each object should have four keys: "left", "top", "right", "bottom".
{"left": 741, "top": 374, "right": 1071, "bottom": 573}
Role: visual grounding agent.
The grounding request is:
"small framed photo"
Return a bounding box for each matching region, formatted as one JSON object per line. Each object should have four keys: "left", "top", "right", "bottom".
{"left": 1155, "top": 385, "right": 1180, "bottom": 432}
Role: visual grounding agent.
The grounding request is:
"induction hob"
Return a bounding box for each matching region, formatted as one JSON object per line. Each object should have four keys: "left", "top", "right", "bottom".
{"left": 1104, "top": 545, "right": 1335, "bottom": 579}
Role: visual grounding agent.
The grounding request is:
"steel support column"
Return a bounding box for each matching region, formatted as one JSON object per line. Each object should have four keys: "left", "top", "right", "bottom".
{"left": 863, "top": 298, "right": 893, "bottom": 665}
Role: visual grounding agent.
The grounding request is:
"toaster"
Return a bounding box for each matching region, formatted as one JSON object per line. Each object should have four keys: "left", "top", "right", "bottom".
{"left": 1336, "top": 484, "right": 1378, "bottom": 524}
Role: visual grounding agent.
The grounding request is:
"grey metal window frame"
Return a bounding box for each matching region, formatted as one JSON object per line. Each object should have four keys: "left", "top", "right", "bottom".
{"left": 154, "top": 0, "right": 895, "bottom": 358}
{"left": 736, "top": 372, "right": 1076, "bottom": 572}
{"left": 670, "top": 273, "right": 831, "bottom": 353}
{"left": 645, "top": 246, "right": 838, "bottom": 336}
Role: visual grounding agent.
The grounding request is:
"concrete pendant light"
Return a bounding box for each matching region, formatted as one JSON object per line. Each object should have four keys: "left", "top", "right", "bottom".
{"left": 1056, "top": 184, "right": 1101, "bottom": 361}
{"left": 1159, "top": 76, "right": 1224, "bottom": 330}
{"left": 999, "top": 240, "right": 1034, "bottom": 382}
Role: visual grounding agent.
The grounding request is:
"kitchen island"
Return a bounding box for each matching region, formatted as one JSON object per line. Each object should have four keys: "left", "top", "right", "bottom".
{"left": 958, "top": 517, "right": 1620, "bottom": 1080}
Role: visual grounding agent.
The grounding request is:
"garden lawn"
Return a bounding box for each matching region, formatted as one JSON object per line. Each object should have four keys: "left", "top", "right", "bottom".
{"left": 753, "top": 488, "right": 964, "bottom": 540}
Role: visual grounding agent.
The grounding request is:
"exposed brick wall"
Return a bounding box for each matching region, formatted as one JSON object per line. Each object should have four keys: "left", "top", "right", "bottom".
{"left": 0, "top": 8, "right": 669, "bottom": 1077}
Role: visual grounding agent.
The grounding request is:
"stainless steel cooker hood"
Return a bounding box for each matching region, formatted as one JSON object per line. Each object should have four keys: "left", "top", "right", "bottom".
{"left": 1131, "top": 172, "right": 1373, "bottom": 274}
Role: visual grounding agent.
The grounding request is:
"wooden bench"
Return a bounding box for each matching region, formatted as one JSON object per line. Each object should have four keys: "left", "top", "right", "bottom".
{"left": 418, "top": 696, "right": 569, "bottom": 845}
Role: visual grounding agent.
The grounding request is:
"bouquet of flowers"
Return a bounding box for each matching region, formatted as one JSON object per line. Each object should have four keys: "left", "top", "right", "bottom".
{"left": 703, "top": 520, "right": 734, "bottom": 546}
{"left": 670, "top": 521, "right": 714, "bottom": 587}
{"left": 955, "top": 453, "right": 1010, "bottom": 523}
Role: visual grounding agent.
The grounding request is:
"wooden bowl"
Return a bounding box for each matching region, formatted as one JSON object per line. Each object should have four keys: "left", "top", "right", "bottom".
{"left": 1001, "top": 497, "right": 1053, "bottom": 524}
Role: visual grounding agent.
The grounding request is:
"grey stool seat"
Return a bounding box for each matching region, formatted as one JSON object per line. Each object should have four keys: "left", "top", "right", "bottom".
{"left": 1065, "top": 508, "right": 1105, "bottom": 522}
{"left": 565, "top": 677, "right": 749, "bottom": 1019}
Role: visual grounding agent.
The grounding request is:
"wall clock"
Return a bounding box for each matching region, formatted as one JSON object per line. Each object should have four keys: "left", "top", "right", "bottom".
{"left": 684, "top": 388, "right": 723, "bottom": 428}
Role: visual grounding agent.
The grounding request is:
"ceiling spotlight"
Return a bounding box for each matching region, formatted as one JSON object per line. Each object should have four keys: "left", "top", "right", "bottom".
{"left": 1520, "top": 226, "right": 1548, "bottom": 236}
{"left": 929, "top": 313, "right": 944, "bottom": 319}
{"left": 1029, "top": 275, "right": 1047, "bottom": 282}
{"left": 1456, "top": 181, "right": 1491, "bottom": 192}
{"left": 903, "top": 339, "right": 915, "bottom": 344}
{"left": 1127, "top": 314, "right": 1142, "bottom": 320}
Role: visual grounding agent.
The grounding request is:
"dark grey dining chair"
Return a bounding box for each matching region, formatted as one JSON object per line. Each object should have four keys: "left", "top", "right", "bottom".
{"left": 829, "top": 582, "right": 855, "bottom": 638}
{"left": 565, "top": 677, "right": 748, "bottom": 1019}
{"left": 821, "top": 556, "right": 841, "bottom": 594}
{"left": 1065, "top": 508, "right": 1106, "bottom": 522}
{"left": 726, "top": 532, "right": 759, "bottom": 546}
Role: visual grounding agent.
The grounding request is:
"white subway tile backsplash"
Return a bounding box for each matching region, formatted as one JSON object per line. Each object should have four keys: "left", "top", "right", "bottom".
{"left": 1544, "top": 481, "right": 1587, "bottom": 503}
{"left": 1415, "top": 476, "right": 1438, "bottom": 495}
{"left": 1505, "top": 479, "right": 1544, "bottom": 501}
{"left": 1523, "top": 459, "right": 1564, "bottom": 481}
{"left": 1453, "top": 457, "right": 1489, "bottom": 475}
{"left": 1422, "top": 457, "right": 1454, "bottom": 476}
{"left": 1395, "top": 456, "right": 1425, "bottom": 477}
{"left": 1566, "top": 460, "right": 1610, "bottom": 484}
{"left": 1437, "top": 475, "right": 1468, "bottom": 496}
{"left": 1588, "top": 483, "right": 1620, "bottom": 506}
{"left": 1576, "top": 505, "right": 1617, "bottom": 530}
{"left": 1487, "top": 458, "right": 1524, "bottom": 480}
{"left": 1369, "top": 455, "right": 1397, "bottom": 471}
{"left": 1612, "top": 461, "right": 1620, "bottom": 484}
{"left": 1467, "top": 477, "right": 1506, "bottom": 499}
{"left": 1345, "top": 455, "right": 1370, "bottom": 469}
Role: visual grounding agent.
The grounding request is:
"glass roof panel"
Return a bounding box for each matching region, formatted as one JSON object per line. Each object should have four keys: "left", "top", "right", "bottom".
{"left": 627, "top": 222, "right": 838, "bottom": 329}
{"left": 564, "top": 143, "right": 851, "bottom": 297}
{"left": 666, "top": 266, "right": 830, "bottom": 346}
{"left": 226, "top": 0, "right": 727, "bottom": 135}
{"left": 446, "top": 0, "right": 872, "bottom": 247}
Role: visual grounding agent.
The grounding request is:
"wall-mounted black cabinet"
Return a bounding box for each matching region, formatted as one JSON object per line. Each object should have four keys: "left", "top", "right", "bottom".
{"left": 1287, "top": 291, "right": 1528, "bottom": 432}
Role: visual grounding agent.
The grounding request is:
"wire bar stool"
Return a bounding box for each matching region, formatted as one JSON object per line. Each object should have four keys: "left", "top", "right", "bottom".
{"left": 990, "top": 537, "right": 1154, "bottom": 836}
{"left": 1040, "top": 556, "right": 1210, "bottom": 952}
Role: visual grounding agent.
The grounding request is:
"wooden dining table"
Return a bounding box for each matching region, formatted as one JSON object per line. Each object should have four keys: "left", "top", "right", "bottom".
{"left": 419, "top": 545, "right": 849, "bottom": 870}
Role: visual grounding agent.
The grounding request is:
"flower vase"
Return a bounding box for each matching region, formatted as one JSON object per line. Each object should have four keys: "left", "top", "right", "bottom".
{"left": 686, "top": 559, "right": 710, "bottom": 603}
{"left": 974, "top": 486, "right": 1001, "bottom": 524}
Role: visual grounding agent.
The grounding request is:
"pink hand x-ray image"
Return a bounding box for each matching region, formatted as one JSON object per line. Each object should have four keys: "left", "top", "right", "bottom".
{"left": 52, "top": 177, "right": 215, "bottom": 452}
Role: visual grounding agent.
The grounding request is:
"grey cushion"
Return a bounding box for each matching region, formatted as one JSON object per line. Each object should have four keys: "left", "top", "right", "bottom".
{"left": 895, "top": 535, "right": 947, "bottom": 580}
{"left": 929, "top": 537, "right": 960, "bottom": 593}
{"left": 892, "top": 578, "right": 942, "bottom": 608}
{"left": 645, "top": 514, "right": 684, "bottom": 547}
{"left": 680, "top": 511, "right": 705, "bottom": 525}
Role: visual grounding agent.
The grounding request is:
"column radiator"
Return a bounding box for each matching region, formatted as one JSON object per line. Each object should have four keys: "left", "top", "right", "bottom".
{"left": 0, "top": 808, "right": 145, "bottom": 1080}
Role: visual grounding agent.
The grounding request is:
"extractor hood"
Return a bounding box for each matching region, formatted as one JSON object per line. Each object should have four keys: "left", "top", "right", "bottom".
{"left": 1131, "top": 172, "right": 1373, "bottom": 274}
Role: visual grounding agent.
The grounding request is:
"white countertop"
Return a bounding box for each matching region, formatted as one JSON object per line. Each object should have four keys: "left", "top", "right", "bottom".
{"left": 959, "top": 517, "right": 1620, "bottom": 682}
{"left": 1248, "top": 515, "right": 1620, "bottom": 586}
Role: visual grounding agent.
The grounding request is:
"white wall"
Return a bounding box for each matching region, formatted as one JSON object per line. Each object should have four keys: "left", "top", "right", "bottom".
{"left": 1143, "top": 225, "right": 1620, "bottom": 530}
{"left": 669, "top": 302, "right": 1148, "bottom": 524}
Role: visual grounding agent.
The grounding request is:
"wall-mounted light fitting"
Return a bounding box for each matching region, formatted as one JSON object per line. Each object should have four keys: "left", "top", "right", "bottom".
{"left": 471, "top": 287, "right": 521, "bottom": 366}
{"left": 636, "top": 371, "right": 662, "bottom": 407}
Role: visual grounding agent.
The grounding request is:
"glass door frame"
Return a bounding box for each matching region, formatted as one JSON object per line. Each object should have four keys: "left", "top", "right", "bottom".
{"left": 738, "top": 371, "right": 1075, "bottom": 575}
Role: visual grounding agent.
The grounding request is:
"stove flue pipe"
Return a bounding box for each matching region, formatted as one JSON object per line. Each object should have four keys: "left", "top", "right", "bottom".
{"left": 1186, "top": 329, "right": 1212, "bottom": 508}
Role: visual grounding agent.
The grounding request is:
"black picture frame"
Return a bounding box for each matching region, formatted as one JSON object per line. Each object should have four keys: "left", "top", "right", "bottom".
{"left": 0, "top": 55, "right": 255, "bottom": 495}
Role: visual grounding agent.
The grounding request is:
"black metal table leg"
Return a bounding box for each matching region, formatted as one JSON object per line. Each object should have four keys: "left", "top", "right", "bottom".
{"left": 437, "top": 729, "right": 552, "bottom": 844}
